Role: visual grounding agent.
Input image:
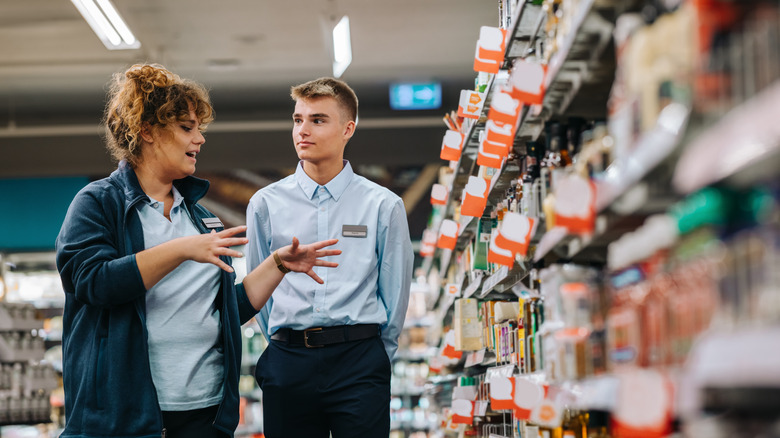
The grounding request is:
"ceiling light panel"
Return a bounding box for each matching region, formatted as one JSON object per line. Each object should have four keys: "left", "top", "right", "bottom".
{"left": 332, "top": 15, "right": 351, "bottom": 78}
{"left": 71, "top": 0, "right": 140, "bottom": 50}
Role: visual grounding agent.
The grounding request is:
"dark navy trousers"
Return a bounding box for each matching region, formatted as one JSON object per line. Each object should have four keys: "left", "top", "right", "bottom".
{"left": 255, "top": 335, "right": 391, "bottom": 438}
{"left": 161, "top": 405, "right": 229, "bottom": 438}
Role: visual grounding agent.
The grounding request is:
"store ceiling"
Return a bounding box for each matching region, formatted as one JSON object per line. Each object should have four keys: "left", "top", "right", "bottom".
{"left": 0, "top": 0, "right": 496, "bottom": 178}
{"left": 0, "top": 0, "right": 497, "bottom": 236}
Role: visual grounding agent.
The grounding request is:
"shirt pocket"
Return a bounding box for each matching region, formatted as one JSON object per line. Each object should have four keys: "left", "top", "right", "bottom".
{"left": 336, "top": 230, "right": 376, "bottom": 277}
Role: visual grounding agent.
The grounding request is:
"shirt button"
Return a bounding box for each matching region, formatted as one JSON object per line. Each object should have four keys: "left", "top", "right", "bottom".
{"left": 152, "top": 202, "right": 159, "bottom": 208}
{"left": 315, "top": 308, "right": 321, "bottom": 312}
{"left": 320, "top": 207, "right": 325, "bottom": 212}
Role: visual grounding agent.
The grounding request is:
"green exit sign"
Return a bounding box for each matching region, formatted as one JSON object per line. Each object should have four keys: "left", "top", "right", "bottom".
{"left": 389, "top": 82, "right": 442, "bottom": 110}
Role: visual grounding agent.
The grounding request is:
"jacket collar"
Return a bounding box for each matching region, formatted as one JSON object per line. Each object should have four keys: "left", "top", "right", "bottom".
{"left": 111, "top": 160, "right": 210, "bottom": 210}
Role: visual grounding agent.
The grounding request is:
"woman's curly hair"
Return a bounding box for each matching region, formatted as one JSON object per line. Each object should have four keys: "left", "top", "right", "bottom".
{"left": 103, "top": 63, "right": 214, "bottom": 166}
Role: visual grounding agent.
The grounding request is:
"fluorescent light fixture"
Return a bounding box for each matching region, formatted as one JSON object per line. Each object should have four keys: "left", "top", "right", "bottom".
{"left": 71, "top": 0, "right": 140, "bottom": 50}
{"left": 332, "top": 15, "right": 352, "bottom": 78}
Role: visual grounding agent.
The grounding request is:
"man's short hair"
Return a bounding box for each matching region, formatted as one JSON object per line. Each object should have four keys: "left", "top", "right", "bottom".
{"left": 291, "top": 77, "right": 358, "bottom": 123}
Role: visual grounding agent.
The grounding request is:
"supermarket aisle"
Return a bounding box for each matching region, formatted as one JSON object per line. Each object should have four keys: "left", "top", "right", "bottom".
{"left": 3, "top": 0, "right": 780, "bottom": 437}
{"left": 403, "top": 0, "right": 780, "bottom": 437}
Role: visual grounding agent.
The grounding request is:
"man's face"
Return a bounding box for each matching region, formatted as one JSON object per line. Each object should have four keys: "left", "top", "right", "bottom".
{"left": 292, "top": 96, "right": 354, "bottom": 166}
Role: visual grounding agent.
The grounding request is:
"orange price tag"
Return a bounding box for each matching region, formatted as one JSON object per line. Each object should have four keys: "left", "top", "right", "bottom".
{"left": 497, "top": 213, "right": 537, "bottom": 256}
{"left": 442, "top": 330, "right": 463, "bottom": 360}
{"left": 554, "top": 174, "right": 596, "bottom": 234}
{"left": 451, "top": 399, "right": 475, "bottom": 424}
{"left": 509, "top": 58, "right": 547, "bottom": 105}
{"left": 611, "top": 369, "right": 673, "bottom": 438}
{"left": 513, "top": 377, "right": 544, "bottom": 420}
{"left": 474, "top": 26, "right": 507, "bottom": 74}
{"left": 440, "top": 130, "right": 465, "bottom": 161}
{"left": 431, "top": 183, "right": 448, "bottom": 205}
{"left": 485, "top": 119, "right": 515, "bottom": 148}
{"left": 457, "top": 90, "right": 486, "bottom": 119}
{"left": 461, "top": 176, "right": 489, "bottom": 218}
{"left": 490, "top": 376, "right": 515, "bottom": 411}
{"left": 487, "top": 89, "right": 522, "bottom": 126}
{"left": 477, "top": 141, "right": 505, "bottom": 169}
{"left": 488, "top": 232, "right": 515, "bottom": 267}
{"left": 437, "top": 219, "right": 459, "bottom": 250}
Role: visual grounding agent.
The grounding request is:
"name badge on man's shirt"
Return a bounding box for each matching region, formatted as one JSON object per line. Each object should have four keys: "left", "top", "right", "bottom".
{"left": 342, "top": 225, "right": 368, "bottom": 238}
{"left": 202, "top": 217, "right": 224, "bottom": 229}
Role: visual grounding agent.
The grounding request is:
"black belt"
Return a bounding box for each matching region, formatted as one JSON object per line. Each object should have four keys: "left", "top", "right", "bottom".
{"left": 270, "top": 324, "right": 380, "bottom": 348}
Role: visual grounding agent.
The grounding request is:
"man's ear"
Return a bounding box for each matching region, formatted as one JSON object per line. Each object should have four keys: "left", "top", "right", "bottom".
{"left": 140, "top": 122, "right": 154, "bottom": 144}
{"left": 343, "top": 120, "right": 356, "bottom": 139}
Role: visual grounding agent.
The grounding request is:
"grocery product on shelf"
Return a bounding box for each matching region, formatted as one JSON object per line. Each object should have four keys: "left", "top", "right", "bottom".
{"left": 0, "top": 302, "right": 58, "bottom": 426}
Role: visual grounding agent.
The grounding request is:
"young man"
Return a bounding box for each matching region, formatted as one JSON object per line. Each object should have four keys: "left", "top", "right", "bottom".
{"left": 246, "top": 77, "right": 413, "bottom": 437}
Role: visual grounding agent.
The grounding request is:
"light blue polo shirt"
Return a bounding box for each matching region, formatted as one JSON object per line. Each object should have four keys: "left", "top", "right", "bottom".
{"left": 138, "top": 186, "right": 223, "bottom": 411}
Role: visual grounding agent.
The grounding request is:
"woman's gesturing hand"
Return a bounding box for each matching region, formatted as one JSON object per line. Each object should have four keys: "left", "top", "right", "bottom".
{"left": 277, "top": 237, "right": 341, "bottom": 283}
{"left": 185, "top": 225, "right": 249, "bottom": 273}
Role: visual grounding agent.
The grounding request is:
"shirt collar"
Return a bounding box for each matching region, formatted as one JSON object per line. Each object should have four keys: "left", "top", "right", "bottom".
{"left": 295, "top": 160, "right": 354, "bottom": 202}
{"left": 145, "top": 186, "right": 185, "bottom": 215}
{"left": 112, "top": 160, "right": 210, "bottom": 210}
{"left": 170, "top": 185, "right": 184, "bottom": 208}
{"left": 146, "top": 185, "right": 184, "bottom": 204}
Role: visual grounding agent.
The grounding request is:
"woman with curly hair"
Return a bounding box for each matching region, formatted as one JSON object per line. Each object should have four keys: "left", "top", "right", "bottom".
{"left": 55, "top": 64, "right": 340, "bottom": 438}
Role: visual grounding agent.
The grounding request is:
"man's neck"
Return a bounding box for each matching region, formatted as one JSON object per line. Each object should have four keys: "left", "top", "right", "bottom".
{"left": 302, "top": 159, "right": 345, "bottom": 186}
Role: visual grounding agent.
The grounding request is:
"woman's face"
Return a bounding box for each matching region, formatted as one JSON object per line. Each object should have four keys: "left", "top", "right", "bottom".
{"left": 141, "top": 108, "right": 205, "bottom": 180}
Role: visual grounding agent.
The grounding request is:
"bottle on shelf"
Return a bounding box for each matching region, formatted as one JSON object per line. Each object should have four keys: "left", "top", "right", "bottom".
{"left": 563, "top": 408, "right": 589, "bottom": 438}
{"left": 586, "top": 410, "right": 611, "bottom": 438}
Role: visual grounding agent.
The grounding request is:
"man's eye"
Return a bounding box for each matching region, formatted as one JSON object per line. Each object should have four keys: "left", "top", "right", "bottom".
{"left": 181, "top": 125, "right": 192, "bottom": 132}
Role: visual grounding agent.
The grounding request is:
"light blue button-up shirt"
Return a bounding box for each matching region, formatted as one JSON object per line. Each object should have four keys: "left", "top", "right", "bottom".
{"left": 246, "top": 161, "right": 413, "bottom": 359}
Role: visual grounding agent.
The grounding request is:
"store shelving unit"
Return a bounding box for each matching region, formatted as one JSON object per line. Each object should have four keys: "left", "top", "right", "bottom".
{"left": 504, "top": 2, "right": 545, "bottom": 59}
{"left": 0, "top": 252, "right": 62, "bottom": 431}
{"left": 0, "top": 302, "right": 58, "bottom": 426}
{"left": 420, "top": 0, "right": 780, "bottom": 437}
{"left": 673, "top": 79, "right": 780, "bottom": 195}
{"left": 429, "top": 0, "right": 681, "bottom": 298}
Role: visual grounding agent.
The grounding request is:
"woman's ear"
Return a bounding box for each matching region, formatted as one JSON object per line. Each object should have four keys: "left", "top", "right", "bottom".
{"left": 140, "top": 122, "right": 154, "bottom": 144}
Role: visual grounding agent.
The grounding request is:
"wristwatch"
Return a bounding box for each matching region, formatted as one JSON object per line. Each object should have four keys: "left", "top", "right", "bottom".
{"left": 273, "top": 251, "right": 291, "bottom": 274}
